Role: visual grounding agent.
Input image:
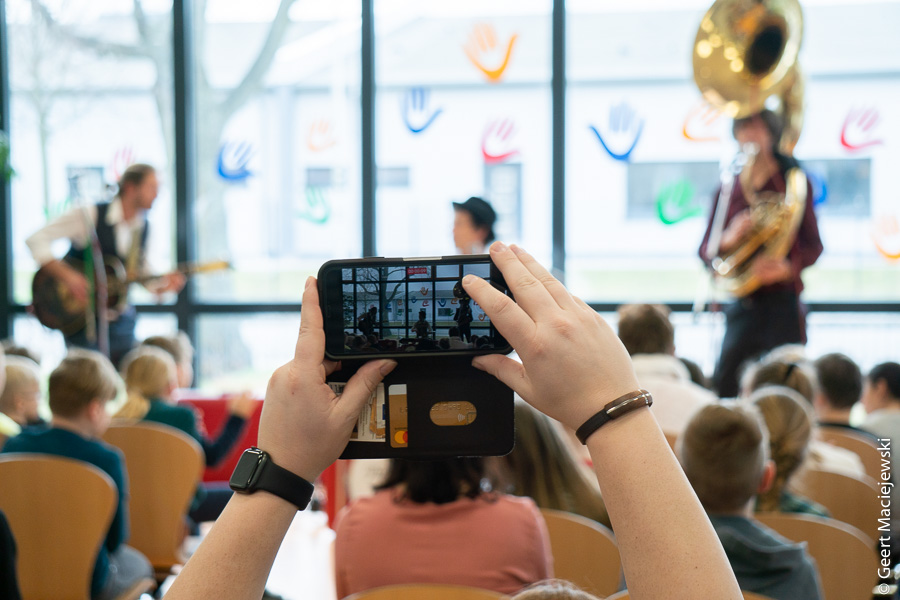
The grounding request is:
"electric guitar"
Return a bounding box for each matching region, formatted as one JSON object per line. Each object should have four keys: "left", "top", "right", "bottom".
{"left": 30, "top": 256, "right": 230, "bottom": 335}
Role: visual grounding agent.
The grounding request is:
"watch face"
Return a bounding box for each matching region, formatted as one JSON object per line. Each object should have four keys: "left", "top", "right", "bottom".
{"left": 230, "top": 449, "right": 265, "bottom": 490}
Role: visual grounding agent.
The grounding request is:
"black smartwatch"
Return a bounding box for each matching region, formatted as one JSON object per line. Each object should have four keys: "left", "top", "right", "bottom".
{"left": 229, "top": 447, "right": 315, "bottom": 511}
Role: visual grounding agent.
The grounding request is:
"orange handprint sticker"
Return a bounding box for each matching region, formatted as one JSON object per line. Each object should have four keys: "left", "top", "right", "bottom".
{"left": 463, "top": 24, "right": 518, "bottom": 84}
{"left": 683, "top": 99, "right": 724, "bottom": 143}
{"left": 873, "top": 214, "right": 900, "bottom": 261}
{"left": 307, "top": 118, "right": 337, "bottom": 153}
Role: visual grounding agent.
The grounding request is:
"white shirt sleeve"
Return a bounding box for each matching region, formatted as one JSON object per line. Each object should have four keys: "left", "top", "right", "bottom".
{"left": 24, "top": 204, "right": 98, "bottom": 267}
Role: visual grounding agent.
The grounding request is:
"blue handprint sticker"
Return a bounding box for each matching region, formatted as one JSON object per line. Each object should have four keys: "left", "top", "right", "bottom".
{"left": 589, "top": 102, "right": 645, "bottom": 162}
{"left": 217, "top": 141, "right": 254, "bottom": 182}
{"left": 402, "top": 87, "right": 443, "bottom": 134}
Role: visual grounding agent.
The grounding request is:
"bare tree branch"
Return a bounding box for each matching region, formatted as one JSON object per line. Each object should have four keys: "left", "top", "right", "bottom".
{"left": 221, "top": 0, "right": 298, "bottom": 118}
{"left": 29, "top": 0, "right": 148, "bottom": 59}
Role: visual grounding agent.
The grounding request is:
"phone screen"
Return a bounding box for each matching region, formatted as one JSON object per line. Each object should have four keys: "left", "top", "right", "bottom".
{"left": 320, "top": 256, "right": 510, "bottom": 359}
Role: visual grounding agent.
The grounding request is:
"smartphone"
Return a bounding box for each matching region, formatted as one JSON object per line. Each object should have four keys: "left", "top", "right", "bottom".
{"left": 318, "top": 255, "right": 513, "bottom": 360}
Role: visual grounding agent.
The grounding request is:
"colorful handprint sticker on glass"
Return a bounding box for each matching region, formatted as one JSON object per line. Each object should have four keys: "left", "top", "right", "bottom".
{"left": 297, "top": 187, "right": 331, "bottom": 225}
{"left": 307, "top": 118, "right": 338, "bottom": 153}
{"left": 656, "top": 179, "right": 704, "bottom": 225}
{"left": 873, "top": 214, "right": 900, "bottom": 261}
{"left": 217, "top": 141, "right": 254, "bottom": 182}
{"left": 402, "top": 87, "right": 443, "bottom": 134}
{"left": 463, "top": 24, "right": 518, "bottom": 84}
{"left": 112, "top": 146, "right": 136, "bottom": 181}
{"left": 682, "top": 99, "right": 723, "bottom": 143}
{"left": 481, "top": 119, "right": 520, "bottom": 164}
{"left": 589, "top": 102, "right": 645, "bottom": 162}
{"left": 841, "top": 108, "right": 883, "bottom": 152}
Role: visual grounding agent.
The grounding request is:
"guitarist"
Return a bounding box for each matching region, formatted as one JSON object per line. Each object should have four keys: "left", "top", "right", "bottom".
{"left": 26, "top": 163, "right": 185, "bottom": 366}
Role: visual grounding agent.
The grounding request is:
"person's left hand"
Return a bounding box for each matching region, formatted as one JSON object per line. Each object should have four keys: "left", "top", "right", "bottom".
{"left": 258, "top": 277, "right": 396, "bottom": 482}
{"left": 751, "top": 256, "right": 792, "bottom": 285}
{"left": 157, "top": 271, "right": 186, "bottom": 293}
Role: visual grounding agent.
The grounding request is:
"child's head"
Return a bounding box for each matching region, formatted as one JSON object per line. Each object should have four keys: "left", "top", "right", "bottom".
{"left": 0, "top": 356, "right": 42, "bottom": 426}
{"left": 862, "top": 362, "right": 900, "bottom": 414}
{"left": 616, "top": 303, "right": 675, "bottom": 356}
{"left": 750, "top": 386, "right": 814, "bottom": 512}
{"left": 813, "top": 352, "right": 862, "bottom": 413}
{"left": 49, "top": 350, "right": 119, "bottom": 433}
{"left": 743, "top": 358, "right": 816, "bottom": 404}
{"left": 679, "top": 402, "right": 773, "bottom": 514}
{"left": 142, "top": 332, "right": 194, "bottom": 388}
{"left": 512, "top": 580, "right": 600, "bottom": 600}
{"left": 122, "top": 346, "right": 177, "bottom": 400}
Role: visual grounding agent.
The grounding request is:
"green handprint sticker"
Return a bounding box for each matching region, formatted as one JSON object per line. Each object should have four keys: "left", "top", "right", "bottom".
{"left": 297, "top": 186, "right": 331, "bottom": 224}
{"left": 656, "top": 179, "right": 703, "bottom": 225}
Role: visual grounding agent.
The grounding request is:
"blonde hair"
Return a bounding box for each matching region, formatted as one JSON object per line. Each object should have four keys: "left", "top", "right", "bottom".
{"left": 512, "top": 580, "right": 600, "bottom": 600}
{"left": 679, "top": 402, "right": 769, "bottom": 513}
{"left": 488, "top": 401, "right": 609, "bottom": 527}
{"left": 115, "top": 347, "right": 176, "bottom": 420}
{"left": 0, "top": 356, "right": 40, "bottom": 413}
{"left": 744, "top": 359, "right": 817, "bottom": 404}
{"left": 49, "top": 350, "right": 119, "bottom": 418}
{"left": 750, "top": 386, "right": 813, "bottom": 512}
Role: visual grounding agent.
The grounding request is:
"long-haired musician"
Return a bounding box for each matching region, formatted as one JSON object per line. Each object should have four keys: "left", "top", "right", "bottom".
{"left": 26, "top": 163, "right": 185, "bottom": 366}
{"left": 699, "top": 110, "right": 823, "bottom": 398}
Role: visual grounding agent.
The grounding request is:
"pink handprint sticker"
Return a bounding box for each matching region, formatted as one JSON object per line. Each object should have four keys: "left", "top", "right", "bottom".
{"left": 481, "top": 119, "right": 519, "bottom": 164}
{"left": 841, "top": 108, "right": 883, "bottom": 152}
{"left": 112, "top": 146, "right": 135, "bottom": 180}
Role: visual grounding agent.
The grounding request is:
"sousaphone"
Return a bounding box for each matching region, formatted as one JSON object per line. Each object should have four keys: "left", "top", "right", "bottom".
{"left": 694, "top": 0, "right": 807, "bottom": 297}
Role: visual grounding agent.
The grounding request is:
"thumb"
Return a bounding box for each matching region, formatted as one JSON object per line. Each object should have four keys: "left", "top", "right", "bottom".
{"left": 337, "top": 360, "right": 397, "bottom": 421}
{"left": 472, "top": 355, "right": 531, "bottom": 399}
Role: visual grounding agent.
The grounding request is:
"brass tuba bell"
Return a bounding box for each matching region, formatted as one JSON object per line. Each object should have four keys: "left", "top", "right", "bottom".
{"left": 694, "top": 0, "right": 808, "bottom": 297}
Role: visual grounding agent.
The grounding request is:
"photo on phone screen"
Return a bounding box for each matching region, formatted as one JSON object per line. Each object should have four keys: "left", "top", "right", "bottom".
{"left": 320, "top": 256, "right": 511, "bottom": 359}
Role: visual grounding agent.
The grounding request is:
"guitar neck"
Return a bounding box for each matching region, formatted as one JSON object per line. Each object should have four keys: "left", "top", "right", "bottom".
{"left": 132, "top": 260, "right": 231, "bottom": 284}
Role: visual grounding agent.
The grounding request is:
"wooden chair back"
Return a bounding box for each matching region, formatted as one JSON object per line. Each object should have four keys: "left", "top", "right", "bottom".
{"left": 0, "top": 454, "right": 117, "bottom": 600}
{"left": 757, "top": 512, "right": 879, "bottom": 600}
{"left": 102, "top": 422, "right": 204, "bottom": 571}
{"left": 817, "top": 427, "right": 882, "bottom": 481}
{"left": 605, "top": 591, "right": 774, "bottom": 600}
{"left": 344, "top": 584, "right": 508, "bottom": 599}
{"left": 540, "top": 508, "right": 621, "bottom": 598}
{"left": 790, "top": 467, "right": 880, "bottom": 543}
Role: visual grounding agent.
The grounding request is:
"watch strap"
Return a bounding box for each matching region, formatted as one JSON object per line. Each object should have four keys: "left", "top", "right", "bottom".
{"left": 575, "top": 389, "right": 653, "bottom": 444}
{"left": 255, "top": 458, "right": 316, "bottom": 511}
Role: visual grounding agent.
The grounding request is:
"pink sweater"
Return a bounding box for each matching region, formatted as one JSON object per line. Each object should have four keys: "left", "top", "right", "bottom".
{"left": 334, "top": 489, "right": 553, "bottom": 598}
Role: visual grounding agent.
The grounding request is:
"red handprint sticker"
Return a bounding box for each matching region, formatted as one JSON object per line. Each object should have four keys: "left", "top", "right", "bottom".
{"left": 873, "top": 214, "right": 900, "bottom": 261}
{"left": 463, "top": 24, "right": 518, "bottom": 84}
{"left": 841, "top": 108, "right": 883, "bottom": 152}
{"left": 481, "top": 119, "right": 519, "bottom": 164}
{"left": 307, "top": 118, "right": 337, "bottom": 153}
{"left": 682, "top": 99, "right": 724, "bottom": 143}
{"left": 112, "top": 146, "right": 135, "bottom": 180}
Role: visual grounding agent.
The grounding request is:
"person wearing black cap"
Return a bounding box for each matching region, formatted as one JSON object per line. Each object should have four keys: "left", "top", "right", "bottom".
{"left": 452, "top": 197, "right": 497, "bottom": 255}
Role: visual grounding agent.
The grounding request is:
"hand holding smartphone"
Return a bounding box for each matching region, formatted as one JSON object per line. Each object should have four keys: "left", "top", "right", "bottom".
{"left": 318, "top": 255, "right": 513, "bottom": 360}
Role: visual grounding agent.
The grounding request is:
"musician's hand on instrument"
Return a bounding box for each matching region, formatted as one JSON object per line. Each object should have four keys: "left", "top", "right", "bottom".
{"left": 720, "top": 210, "right": 753, "bottom": 253}
{"left": 227, "top": 391, "right": 258, "bottom": 420}
{"left": 157, "top": 272, "right": 186, "bottom": 294}
{"left": 751, "top": 256, "right": 792, "bottom": 285}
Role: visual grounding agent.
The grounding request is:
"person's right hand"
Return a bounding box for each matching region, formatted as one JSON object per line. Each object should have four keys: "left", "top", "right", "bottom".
{"left": 63, "top": 266, "right": 90, "bottom": 303}
{"left": 720, "top": 209, "right": 753, "bottom": 253}
{"left": 226, "top": 391, "right": 258, "bottom": 419}
{"left": 463, "top": 242, "right": 640, "bottom": 432}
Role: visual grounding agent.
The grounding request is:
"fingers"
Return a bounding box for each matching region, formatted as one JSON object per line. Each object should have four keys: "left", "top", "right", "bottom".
{"left": 337, "top": 360, "right": 397, "bottom": 421}
{"left": 463, "top": 273, "right": 535, "bottom": 351}
{"left": 296, "top": 277, "right": 325, "bottom": 365}
{"left": 488, "top": 242, "right": 560, "bottom": 317}
{"left": 509, "top": 244, "right": 577, "bottom": 311}
{"left": 471, "top": 354, "right": 531, "bottom": 398}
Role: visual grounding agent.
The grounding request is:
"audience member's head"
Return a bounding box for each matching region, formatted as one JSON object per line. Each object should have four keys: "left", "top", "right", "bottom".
{"left": 449, "top": 326, "right": 460, "bottom": 339}
{"left": 142, "top": 332, "right": 194, "bottom": 388}
{"left": 1, "top": 339, "right": 41, "bottom": 365}
{"left": 0, "top": 356, "right": 42, "bottom": 426}
{"left": 862, "top": 362, "right": 900, "bottom": 414}
{"left": 680, "top": 357, "right": 712, "bottom": 390}
{"left": 679, "top": 402, "right": 773, "bottom": 514}
{"left": 761, "top": 344, "right": 808, "bottom": 365}
{"left": 377, "top": 457, "right": 487, "bottom": 504}
{"left": 116, "top": 346, "right": 177, "bottom": 420}
{"left": 616, "top": 303, "right": 675, "bottom": 356}
{"left": 488, "top": 401, "right": 609, "bottom": 526}
{"left": 750, "top": 386, "right": 814, "bottom": 512}
{"left": 743, "top": 359, "right": 817, "bottom": 405}
{"left": 48, "top": 349, "right": 119, "bottom": 435}
{"left": 813, "top": 353, "right": 862, "bottom": 417}
{"left": 512, "top": 580, "right": 600, "bottom": 600}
